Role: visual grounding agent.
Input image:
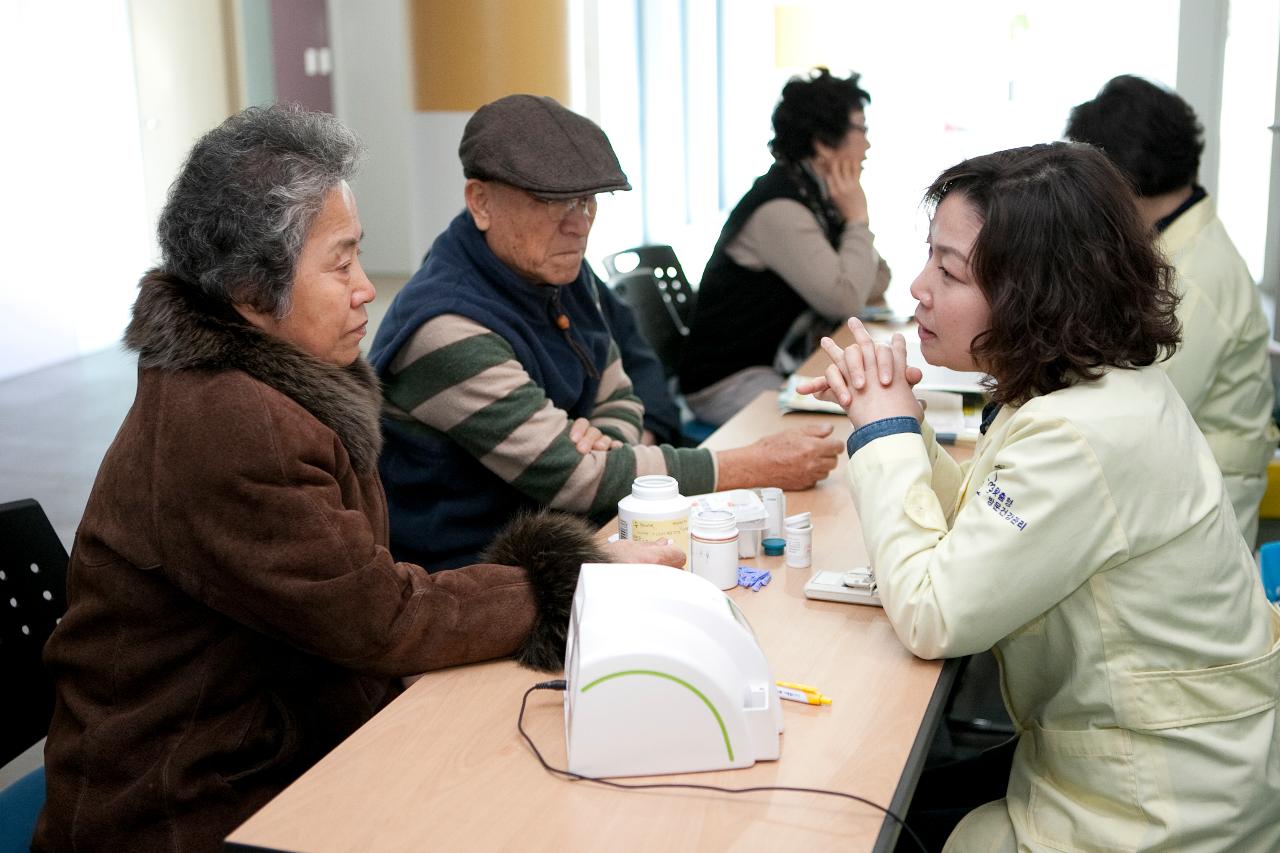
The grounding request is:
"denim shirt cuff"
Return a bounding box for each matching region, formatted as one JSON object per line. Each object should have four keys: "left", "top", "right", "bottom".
{"left": 846, "top": 417, "right": 922, "bottom": 457}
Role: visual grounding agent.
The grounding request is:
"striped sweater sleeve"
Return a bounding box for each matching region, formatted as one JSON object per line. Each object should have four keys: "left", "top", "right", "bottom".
{"left": 590, "top": 339, "right": 644, "bottom": 444}
{"left": 381, "top": 314, "right": 717, "bottom": 517}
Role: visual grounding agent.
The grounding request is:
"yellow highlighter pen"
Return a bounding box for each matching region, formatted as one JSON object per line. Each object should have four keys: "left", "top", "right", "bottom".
{"left": 775, "top": 681, "right": 832, "bottom": 705}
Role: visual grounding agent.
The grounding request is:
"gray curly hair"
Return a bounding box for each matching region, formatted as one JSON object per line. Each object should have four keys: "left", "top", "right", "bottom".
{"left": 157, "top": 104, "right": 365, "bottom": 317}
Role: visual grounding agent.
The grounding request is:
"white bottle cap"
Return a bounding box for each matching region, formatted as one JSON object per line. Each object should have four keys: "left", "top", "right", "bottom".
{"left": 691, "top": 508, "right": 737, "bottom": 534}
{"left": 784, "top": 511, "right": 812, "bottom": 530}
{"left": 631, "top": 474, "right": 679, "bottom": 500}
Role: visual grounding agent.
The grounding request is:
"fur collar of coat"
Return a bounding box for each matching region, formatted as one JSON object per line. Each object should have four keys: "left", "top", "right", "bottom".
{"left": 124, "top": 270, "right": 383, "bottom": 474}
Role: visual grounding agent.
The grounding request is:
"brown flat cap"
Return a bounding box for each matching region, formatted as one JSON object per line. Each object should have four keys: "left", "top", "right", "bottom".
{"left": 459, "top": 94, "right": 631, "bottom": 200}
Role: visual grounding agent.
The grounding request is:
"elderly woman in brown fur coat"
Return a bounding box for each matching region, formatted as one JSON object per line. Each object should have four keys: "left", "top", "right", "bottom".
{"left": 34, "top": 106, "right": 680, "bottom": 853}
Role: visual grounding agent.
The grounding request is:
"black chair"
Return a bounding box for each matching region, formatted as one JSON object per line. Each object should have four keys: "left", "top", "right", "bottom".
{"left": 601, "top": 245, "right": 717, "bottom": 443}
{"left": 601, "top": 245, "right": 697, "bottom": 379}
{"left": 939, "top": 651, "right": 1016, "bottom": 762}
{"left": 0, "top": 499, "right": 69, "bottom": 851}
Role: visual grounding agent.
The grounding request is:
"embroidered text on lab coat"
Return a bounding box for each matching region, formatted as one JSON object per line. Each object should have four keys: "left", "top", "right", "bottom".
{"left": 980, "top": 473, "right": 1027, "bottom": 531}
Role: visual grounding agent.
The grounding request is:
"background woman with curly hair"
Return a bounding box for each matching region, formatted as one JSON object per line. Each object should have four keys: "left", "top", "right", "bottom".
{"left": 680, "top": 67, "right": 891, "bottom": 426}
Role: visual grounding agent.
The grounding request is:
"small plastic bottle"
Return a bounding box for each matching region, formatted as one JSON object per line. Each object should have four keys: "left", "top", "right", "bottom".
{"left": 760, "top": 487, "right": 785, "bottom": 540}
{"left": 690, "top": 509, "right": 740, "bottom": 590}
{"left": 617, "top": 475, "right": 691, "bottom": 557}
{"left": 784, "top": 511, "right": 812, "bottom": 569}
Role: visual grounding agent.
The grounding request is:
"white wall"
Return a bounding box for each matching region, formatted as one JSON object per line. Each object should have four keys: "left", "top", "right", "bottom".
{"left": 0, "top": 0, "right": 237, "bottom": 382}
{"left": 408, "top": 112, "right": 470, "bottom": 259}
{"left": 0, "top": 0, "right": 151, "bottom": 381}
{"left": 131, "top": 0, "right": 236, "bottom": 263}
{"left": 327, "top": 0, "right": 471, "bottom": 275}
{"left": 327, "top": 0, "right": 421, "bottom": 275}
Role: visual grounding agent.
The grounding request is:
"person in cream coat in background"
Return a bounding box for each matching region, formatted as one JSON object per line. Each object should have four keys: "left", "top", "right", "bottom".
{"left": 802, "top": 144, "right": 1280, "bottom": 852}
{"left": 1066, "top": 75, "right": 1278, "bottom": 548}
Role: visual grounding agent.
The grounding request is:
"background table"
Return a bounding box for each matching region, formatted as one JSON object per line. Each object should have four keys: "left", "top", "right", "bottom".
{"left": 226, "top": 392, "right": 959, "bottom": 853}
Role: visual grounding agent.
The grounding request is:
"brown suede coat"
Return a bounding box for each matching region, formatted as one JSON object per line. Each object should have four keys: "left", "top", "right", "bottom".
{"left": 34, "top": 273, "right": 598, "bottom": 852}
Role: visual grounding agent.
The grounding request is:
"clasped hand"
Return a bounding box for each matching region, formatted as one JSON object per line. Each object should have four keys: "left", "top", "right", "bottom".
{"left": 795, "top": 318, "right": 923, "bottom": 429}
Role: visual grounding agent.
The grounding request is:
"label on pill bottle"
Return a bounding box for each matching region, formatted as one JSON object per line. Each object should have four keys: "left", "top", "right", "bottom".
{"left": 620, "top": 517, "right": 690, "bottom": 556}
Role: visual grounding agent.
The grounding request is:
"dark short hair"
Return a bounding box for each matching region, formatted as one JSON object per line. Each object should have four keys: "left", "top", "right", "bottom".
{"left": 769, "top": 67, "right": 870, "bottom": 162}
{"left": 925, "top": 143, "right": 1180, "bottom": 406}
{"left": 1064, "top": 75, "right": 1203, "bottom": 197}
{"left": 157, "top": 104, "right": 364, "bottom": 317}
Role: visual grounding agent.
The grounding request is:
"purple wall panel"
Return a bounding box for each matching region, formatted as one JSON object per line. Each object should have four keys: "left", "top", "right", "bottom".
{"left": 270, "top": 0, "right": 332, "bottom": 113}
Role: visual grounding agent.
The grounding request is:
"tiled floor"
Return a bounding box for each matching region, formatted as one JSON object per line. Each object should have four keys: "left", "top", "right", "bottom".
{"left": 0, "top": 345, "right": 138, "bottom": 551}
{"left": 0, "top": 274, "right": 408, "bottom": 786}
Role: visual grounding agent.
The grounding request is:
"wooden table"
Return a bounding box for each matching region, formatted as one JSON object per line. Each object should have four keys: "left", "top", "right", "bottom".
{"left": 225, "top": 392, "right": 958, "bottom": 853}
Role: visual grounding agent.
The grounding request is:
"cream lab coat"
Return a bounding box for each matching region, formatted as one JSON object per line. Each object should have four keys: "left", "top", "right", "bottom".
{"left": 848, "top": 366, "right": 1280, "bottom": 852}
{"left": 1160, "top": 196, "right": 1277, "bottom": 546}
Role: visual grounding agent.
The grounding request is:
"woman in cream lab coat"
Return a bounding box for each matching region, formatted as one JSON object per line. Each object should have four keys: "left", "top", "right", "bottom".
{"left": 801, "top": 143, "right": 1280, "bottom": 852}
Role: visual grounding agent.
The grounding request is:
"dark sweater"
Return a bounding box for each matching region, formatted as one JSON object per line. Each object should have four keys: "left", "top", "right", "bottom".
{"left": 680, "top": 162, "right": 842, "bottom": 394}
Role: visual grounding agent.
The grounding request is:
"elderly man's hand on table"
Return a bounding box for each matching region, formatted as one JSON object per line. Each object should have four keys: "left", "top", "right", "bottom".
{"left": 714, "top": 423, "right": 843, "bottom": 491}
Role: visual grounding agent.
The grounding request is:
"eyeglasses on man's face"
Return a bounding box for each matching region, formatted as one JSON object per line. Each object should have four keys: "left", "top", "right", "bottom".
{"left": 537, "top": 194, "right": 598, "bottom": 224}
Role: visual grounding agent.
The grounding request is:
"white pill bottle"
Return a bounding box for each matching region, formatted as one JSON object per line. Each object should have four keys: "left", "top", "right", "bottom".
{"left": 690, "top": 509, "right": 740, "bottom": 590}
{"left": 617, "top": 475, "right": 691, "bottom": 557}
{"left": 784, "top": 511, "right": 813, "bottom": 569}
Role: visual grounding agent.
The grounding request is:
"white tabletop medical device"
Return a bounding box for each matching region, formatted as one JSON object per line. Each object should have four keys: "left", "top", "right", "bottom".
{"left": 564, "top": 563, "right": 783, "bottom": 778}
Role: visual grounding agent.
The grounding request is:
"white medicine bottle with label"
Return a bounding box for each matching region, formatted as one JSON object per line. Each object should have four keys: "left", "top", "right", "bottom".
{"left": 690, "top": 509, "right": 739, "bottom": 590}
{"left": 617, "top": 475, "right": 691, "bottom": 557}
{"left": 784, "top": 511, "right": 812, "bottom": 569}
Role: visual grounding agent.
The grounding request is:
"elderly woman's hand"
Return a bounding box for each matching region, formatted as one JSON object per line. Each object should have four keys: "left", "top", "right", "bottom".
{"left": 603, "top": 537, "right": 687, "bottom": 568}
{"left": 796, "top": 318, "right": 923, "bottom": 430}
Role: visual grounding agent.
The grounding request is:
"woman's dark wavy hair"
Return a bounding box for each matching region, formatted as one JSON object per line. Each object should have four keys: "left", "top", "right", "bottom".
{"left": 157, "top": 104, "right": 364, "bottom": 318}
{"left": 925, "top": 142, "right": 1180, "bottom": 406}
{"left": 769, "top": 67, "right": 870, "bottom": 162}
{"left": 1064, "top": 75, "right": 1202, "bottom": 197}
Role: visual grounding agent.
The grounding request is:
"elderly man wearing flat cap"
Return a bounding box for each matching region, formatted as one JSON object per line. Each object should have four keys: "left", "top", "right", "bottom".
{"left": 369, "top": 94, "right": 842, "bottom": 570}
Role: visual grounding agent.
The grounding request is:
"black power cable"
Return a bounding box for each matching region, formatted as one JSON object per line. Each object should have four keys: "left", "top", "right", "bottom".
{"left": 518, "top": 680, "right": 928, "bottom": 853}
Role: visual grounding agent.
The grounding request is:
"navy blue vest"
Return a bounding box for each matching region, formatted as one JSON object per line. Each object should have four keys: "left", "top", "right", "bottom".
{"left": 368, "top": 212, "right": 613, "bottom": 570}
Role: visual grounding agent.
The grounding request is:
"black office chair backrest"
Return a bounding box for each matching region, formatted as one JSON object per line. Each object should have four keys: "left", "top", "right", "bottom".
{"left": 601, "top": 245, "right": 697, "bottom": 377}
{"left": 0, "top": 499, "right": 69, "bottom": 766}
